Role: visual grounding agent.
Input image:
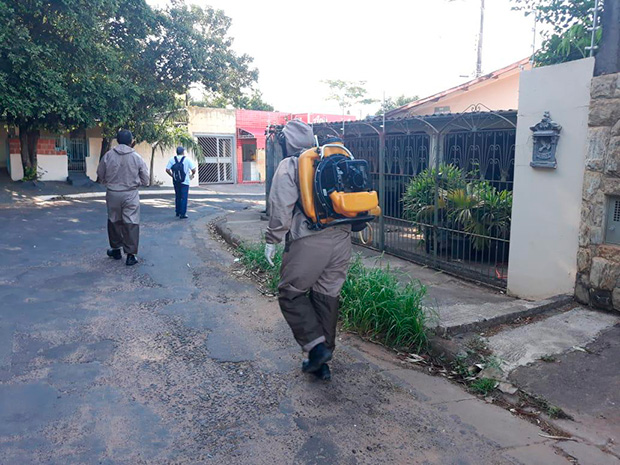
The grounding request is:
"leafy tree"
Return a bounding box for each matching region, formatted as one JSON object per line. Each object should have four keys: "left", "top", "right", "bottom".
{"left": 99, "top": 3, "right": 258, "bottom": 157}
{"left": 376, "top": 95, "right": 420, "bottom": 115}
{"left": 0, "top": 0, "right": 131, "bottom": 177}
{"left": 193, "top": 89, "right": 274, "bottom": 111}
{"left": 0, "top": 0, "right": 259, "bottom": 177}
{"left": 511, "top": 0, "right": 601, "bottom": 65}
{"left": 323, "top": 80, "right": 377, "bottom": 116}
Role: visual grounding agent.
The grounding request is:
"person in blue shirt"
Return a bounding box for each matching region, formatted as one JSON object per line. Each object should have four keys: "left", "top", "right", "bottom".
{"left": 166, "top": 146, "right": 197, "bottom": 219}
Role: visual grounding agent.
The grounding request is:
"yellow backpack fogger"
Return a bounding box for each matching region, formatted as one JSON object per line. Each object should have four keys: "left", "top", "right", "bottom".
{"left": 298, "top": 138, "right": 381, "bottom": 231}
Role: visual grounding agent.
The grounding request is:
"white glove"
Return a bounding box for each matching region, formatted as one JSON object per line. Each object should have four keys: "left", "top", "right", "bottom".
{"left": 265, "top": 243, "right": 276, "bottom": 267}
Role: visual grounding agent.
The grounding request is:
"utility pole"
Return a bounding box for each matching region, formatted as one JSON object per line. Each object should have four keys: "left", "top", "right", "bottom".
{"left": 586, "top": 0, "right": 603, "bottom": 57}
{"left": 594, "top": 0, "right": 619, "bottom": 75}
{"left": 475, "top": 0, "right": 485, "bottom": 77}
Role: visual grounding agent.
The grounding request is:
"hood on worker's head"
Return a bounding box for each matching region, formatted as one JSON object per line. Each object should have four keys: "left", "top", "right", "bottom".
{"left": 113, "top": 144, "right": 135, "bottom": 155}
{"left": 283, "top": 119, "right": 315, "bottom": 158}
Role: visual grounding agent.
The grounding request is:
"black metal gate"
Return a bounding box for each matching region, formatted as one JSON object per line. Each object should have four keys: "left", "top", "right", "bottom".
{"left": 67, "top": 138, "right": 87, "bottom": 172}
{"left": 311, "top": 108, "right": 517, "bottom": 288}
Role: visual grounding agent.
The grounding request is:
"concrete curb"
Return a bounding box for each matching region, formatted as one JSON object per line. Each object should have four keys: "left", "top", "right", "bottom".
{"left": 35, "top": 189, "right": 265, "bottom": 202}
{"left": 213, "top": 217, "right": 244, "bottom": 248}
{"left": 436, "top": 294, "right": 575, "bottom": 336}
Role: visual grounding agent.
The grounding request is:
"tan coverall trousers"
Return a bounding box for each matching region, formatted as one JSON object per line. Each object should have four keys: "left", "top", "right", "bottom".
{"left": 278, "top": 227, "right": 352, "bottom": 352}
{"left": 106, "top": 189, "right": 140, "bottom": 255}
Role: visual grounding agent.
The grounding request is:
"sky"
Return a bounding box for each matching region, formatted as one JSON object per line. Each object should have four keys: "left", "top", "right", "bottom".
{"left": 148, "top": 0, "right": 538, "bottom": 116}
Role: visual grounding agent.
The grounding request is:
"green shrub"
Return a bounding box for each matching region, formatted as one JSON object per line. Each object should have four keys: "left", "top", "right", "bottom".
{"left": 340, "top": 255, "right": 432, "bottom": 352}
{"left": 22, "top": 166, "right": 38, "bottom": 181}
{"left": 402, "top": 163, "right": 512, "bottom": 251}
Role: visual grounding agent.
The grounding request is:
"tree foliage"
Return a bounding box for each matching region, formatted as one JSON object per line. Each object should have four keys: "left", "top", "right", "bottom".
{"left": 376, "top": 95, "right": 419, "bottom": 115}
{"left": 323, "top": 80, "right": 377, "bottom": 115}
{"left": 193, "top": 89, "right": 275, "bottom": 111}
{"left": 511, "top": 0, "right": 601, "bottom": 66}
{"left": 0, "top": 0, "right": 258, "bottom": 174}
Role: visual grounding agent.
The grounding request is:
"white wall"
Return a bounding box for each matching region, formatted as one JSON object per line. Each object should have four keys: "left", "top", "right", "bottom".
{"left": 507, "top": 58, "right": 595, "bottom": 300}
{"left": 86, "top": 137, "right": 101, "bottom": 181}
{"left": 133, "top": 142, "right": 199, "bottom": 188}
{"left": 9, "top": 153, "right": 22, "bottom": 180}
{"left": 8, "top": 153, "right": 68, "bottom": 181}
{"left": 38, "top": 154, "right": 68, "bottom": 181}
{"left": 188, "top": 106, "right": 236, "bottom": 135}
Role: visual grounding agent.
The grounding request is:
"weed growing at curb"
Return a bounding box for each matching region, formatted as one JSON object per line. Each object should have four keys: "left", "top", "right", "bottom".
{"left": 340, "top": 255, "right": 433, "bottom": 354}
{"left": 236, "top": 243, "right": 434, "bottom": 354}
{"left": 237, "top": 240, "right": 282, "bottom": 294}
{"left": 469, "top": 378, "right": 498, "bottom": 395}
{"left": 519, "top": 392, "right": 573, "bottom": 420}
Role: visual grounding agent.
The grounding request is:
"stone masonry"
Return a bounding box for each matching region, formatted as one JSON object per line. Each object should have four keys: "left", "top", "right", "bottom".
{"left": 576, "top": 72, "right": 620, "bottom": 312}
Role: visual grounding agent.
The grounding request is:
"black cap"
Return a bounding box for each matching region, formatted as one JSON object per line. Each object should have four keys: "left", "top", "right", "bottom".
{"left": 176, "top": 146, "right": 185, "bottom": 155}
{"left": 117, "top": 129, "right": 133, "bottom": 145}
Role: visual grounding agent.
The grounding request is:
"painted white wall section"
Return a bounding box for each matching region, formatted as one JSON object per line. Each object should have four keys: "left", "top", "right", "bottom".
{"left": 507, "top": 58, "right": 595, "bottom": 299}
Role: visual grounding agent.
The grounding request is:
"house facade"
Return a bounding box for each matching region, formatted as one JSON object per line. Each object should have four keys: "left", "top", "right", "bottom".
{"left": 387, "top": 58, "right": 532, "bottom": 118}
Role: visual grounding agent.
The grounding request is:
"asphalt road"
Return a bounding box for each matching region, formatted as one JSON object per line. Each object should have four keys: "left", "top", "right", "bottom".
{"left": 0, "top": 193, "right": 564, "bottom": 464}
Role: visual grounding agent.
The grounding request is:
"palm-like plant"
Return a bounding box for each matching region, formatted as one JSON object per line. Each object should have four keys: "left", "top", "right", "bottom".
{"left": 133, "top": 105, "right": 202, "bottom": 185}
{"left": 402, "top": 164, "right": 513, "bottom": 253}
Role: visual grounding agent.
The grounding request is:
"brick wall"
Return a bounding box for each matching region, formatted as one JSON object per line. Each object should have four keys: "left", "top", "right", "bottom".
{"left": 576, "top": 72, "right": 620, "bottom": 312}
{"left": 9, "top": 138, "right": 67, "bottom": 156}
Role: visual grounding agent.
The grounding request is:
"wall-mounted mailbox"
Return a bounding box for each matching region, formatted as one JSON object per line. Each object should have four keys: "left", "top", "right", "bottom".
{"left": 530, "top": 111, "right": 562, "bottom": 169}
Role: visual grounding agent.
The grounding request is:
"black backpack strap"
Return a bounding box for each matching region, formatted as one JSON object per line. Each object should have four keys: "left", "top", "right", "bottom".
{"left": 174, "top": 156, "right": 178, "bottom": 164}
{"left": 180, "top": 156, "right": 185, "bottom": 163}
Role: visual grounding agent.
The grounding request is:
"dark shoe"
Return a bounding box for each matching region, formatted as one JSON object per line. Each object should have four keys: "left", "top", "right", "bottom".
{"left": 302, "top": 362, "right": 332, "bottom": 381}
{"left": 179, "top": 215, "right": 188, "bottom": 219}
{"left": 126, "top": 254, "right": 138, "bottom": 266}
{"left": 316, "top": 363, "right": 331, "bottom": 381}
{"left": 176, "top": 213, "right": 180, "bottom": 217}
{"left": 302, "top": 343, "right": 332, "bottom": 373}
{"left": 107, "top": 248, "right": 122, "bottom": 260}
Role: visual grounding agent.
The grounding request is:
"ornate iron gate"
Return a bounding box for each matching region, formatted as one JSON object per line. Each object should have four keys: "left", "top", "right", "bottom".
{"left": 197, "top": 135, "right": 234, "bottom": 184}
{"left": 312, "top": 108, "right": 516, "bottom": 288}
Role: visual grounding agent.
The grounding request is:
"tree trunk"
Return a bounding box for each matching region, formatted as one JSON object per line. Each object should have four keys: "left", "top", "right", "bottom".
{"left": 19, "top": 125, "right": 31, "bottom": 172}
{"left": 100, "top": 137, "right": 111, "bottom": 160}
{"left": 27, "top": 129, "right": 40, "bottom": 169}
{"left": 150, "top": 145, "right": 157, "bottom": 186}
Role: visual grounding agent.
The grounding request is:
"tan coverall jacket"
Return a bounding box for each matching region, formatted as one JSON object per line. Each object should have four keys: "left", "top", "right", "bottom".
{"left": 266, "top": 156, "right": 352, "bottom": 352}
{"left": 97, "top": 145, "right": 149, "bottom": 254}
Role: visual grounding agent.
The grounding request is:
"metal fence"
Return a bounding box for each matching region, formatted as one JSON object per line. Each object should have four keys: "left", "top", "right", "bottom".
{"left": 312, "top": 107, "right": 517, "bottom": 288}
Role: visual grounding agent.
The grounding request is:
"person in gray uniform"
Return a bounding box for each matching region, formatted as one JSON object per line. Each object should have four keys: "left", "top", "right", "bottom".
{"left": 265, "top": 120, "right": 352, "bottom": 381}
{"left": 97, "top": 129, "right": 150, "bottom": 266}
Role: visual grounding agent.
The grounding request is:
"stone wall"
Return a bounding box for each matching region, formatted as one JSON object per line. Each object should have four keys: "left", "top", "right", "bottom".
{"left": 576, "top": 72, "right": 620, "bottom": 312}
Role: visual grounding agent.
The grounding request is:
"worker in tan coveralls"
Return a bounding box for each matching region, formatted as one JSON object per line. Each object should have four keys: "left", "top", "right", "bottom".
{"left": 97, "top": 129, "right": 150, "bottom": 266}
{"left": 265, "top": 120, "right": 352, "bottom": 381}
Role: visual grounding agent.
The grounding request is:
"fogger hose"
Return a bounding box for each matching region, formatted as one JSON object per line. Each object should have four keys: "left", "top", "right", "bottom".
{"left": 358, "top": 223, "right": 373, "bottom": 245}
